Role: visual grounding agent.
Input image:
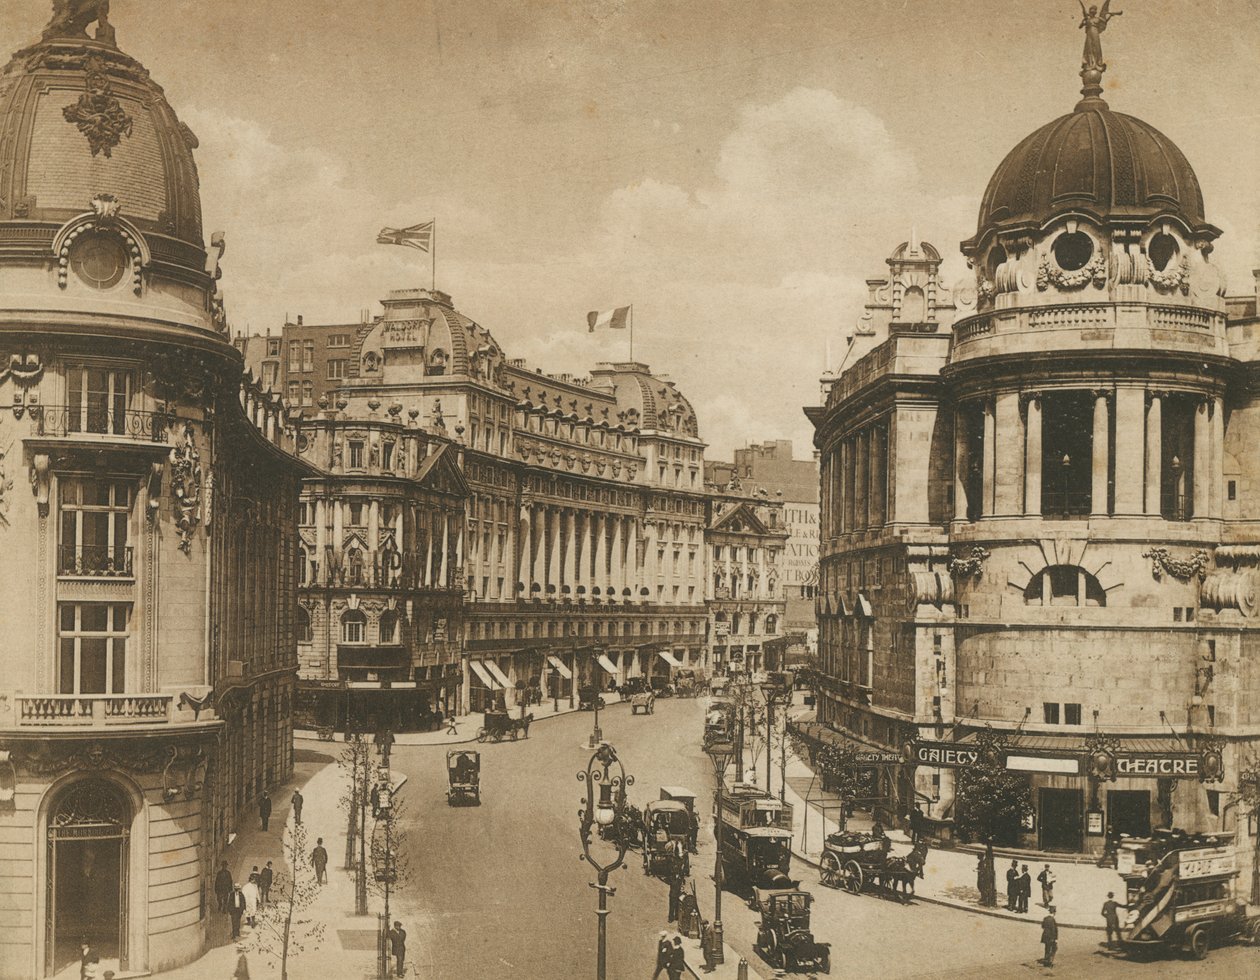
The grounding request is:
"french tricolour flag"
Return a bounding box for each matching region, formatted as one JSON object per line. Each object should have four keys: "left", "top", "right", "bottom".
{"left": 587, "top": 306, "right": 631, "bottom": 332}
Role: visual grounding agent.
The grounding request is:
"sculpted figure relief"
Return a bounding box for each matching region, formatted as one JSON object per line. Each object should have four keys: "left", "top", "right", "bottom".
{"left": 1078, "top": 0, "right": 1121, "bottom": 71}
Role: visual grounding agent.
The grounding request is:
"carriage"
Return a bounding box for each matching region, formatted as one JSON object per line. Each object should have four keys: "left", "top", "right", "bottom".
{"left": 648, "top": 674, "right": 676, "bottom": 698}
{"left": 716, "top": 785, "right": 797, "bottom": 895}
{"left": 642, "top": 799, "right": 692, "bottom": 877}
{"left": 446, "top": 749, "right": 480, "bottom": 805}
{"left": 819, "top": 829, "right": 928, "bottom": 902}
{"left": 630, "top": 691, "right": 656, "bottom": 715}
{"left": 618, "top": 677, "right": 648, "bottom": 702}
{"left": 660, "top": 786, "right": 699, "bottom": 852}
{"left": 476, "top": 709, "right": 532, "bottom": 742}
{"left": 752, "top": 887, "right": 831, "bottom": 974}
{"left": 702, "top": 699, "right": 733, "bottom": 749}
{"left": 577, "top": 685, "right": 606, "bottom": 711}
{"left": 673, "top": 668, "right": 702, "bottom": 698}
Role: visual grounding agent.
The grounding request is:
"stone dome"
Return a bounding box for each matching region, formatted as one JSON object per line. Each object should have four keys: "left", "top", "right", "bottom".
{"left": 0, "top": 22, "right": 206, "bottom": 274}
{"left": 964, "top": 101, "right": 1216, "bottom": 254}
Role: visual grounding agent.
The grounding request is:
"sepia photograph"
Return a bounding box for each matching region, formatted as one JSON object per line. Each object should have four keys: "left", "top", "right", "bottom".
{"left": 1, "top": 0, "right": 1259, "bottom": 977}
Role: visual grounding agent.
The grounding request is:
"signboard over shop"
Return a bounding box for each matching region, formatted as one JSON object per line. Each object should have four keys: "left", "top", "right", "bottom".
{"left": 1114, "top": 754, "right": 1200, "bottom": 777}
{"left": 904, "top": 740, "right": 1219, "bottom": 781}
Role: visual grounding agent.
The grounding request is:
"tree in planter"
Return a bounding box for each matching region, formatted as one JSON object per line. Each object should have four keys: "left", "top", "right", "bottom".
{"left": 370, "top": 776, "right": 414, "bottom": 976}
{"left": 337, "top": 734, "right": 372, "bottom": 914}
{"left": 953, "top": 729, "right": 1033, "bottom": 907}
{"left": 246, "top": 822, "right": 326, "bottom": 979}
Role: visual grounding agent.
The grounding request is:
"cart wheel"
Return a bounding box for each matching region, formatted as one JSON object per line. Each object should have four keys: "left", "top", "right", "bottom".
{"left": 842, "top": 860, "right": 864, "bottom": 894}
{"left": 476, "top": 728, "right": 487, "bottom": 743}
{"left": 1188, "top": 927, "right": 1210, "bottom": 960}
{"left": 820, "top": 852, "right": 840, "bottom": 888}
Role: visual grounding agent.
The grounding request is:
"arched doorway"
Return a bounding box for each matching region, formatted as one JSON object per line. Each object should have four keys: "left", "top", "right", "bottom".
{"left": 45, "top": 779, "right": 130, "bottom": 975}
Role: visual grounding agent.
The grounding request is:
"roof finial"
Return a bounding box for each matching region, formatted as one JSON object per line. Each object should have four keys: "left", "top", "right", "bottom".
{"left": 910, "top": 224, "right": 919, "bottom": 254}
{"left": 1077, "top": 0, "right": 1121, "bottom": 107}
{"left": 43, "top": 1, "right": 116, "bottom": 46}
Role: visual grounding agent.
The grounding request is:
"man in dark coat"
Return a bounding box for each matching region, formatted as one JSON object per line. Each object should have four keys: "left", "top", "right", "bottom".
{"left": 1005, "top": 859, "right": 1019, "bottom": 910}
{"left": 388, "top": 920, "right": 407, "bottom": 977}
{"left": 1101, "top": 891, "right": 1126, "bottom": 948}
{"left": 371, "top": 783, "right": 382, "bottom": 819}
{"left": 311, "top": 837, "right": 329, "bottom": 885}
{"left": 668, "top": 872, "right": 683, "bottom": 923}
{"left": 666, "top": 936, "right": 687, "bottom": 980}
{"left": 259, "top": 861, "right": 273, "bottom": 908}
{"left": 1017, "top": 864, "right": 1032, "bottom": 913}
{"left": 214, "top": 860, "right": 233, "bottom": 913}
{"left": 1040, "top": 906, "right": 1059, "bottom": 965}
{"left": 258, "top": 791, "right": 272, "bottom": 831}
{"left": 652, "top": 932, "right": 670, "bottom": 980}
{"left": 228, "top": 884, "right": 246, "bottom": 939}
{"left": 291, "top": 789, "right": 304, "bottom": 825}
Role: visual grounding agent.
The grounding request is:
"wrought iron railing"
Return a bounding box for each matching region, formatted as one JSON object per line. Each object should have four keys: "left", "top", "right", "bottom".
{"left": 58, "top": 544, "right": 134, "bottom": 577}
{"left": 1041, "top": 491, "right": 1092, "bottom": 519}
{"left": 1161, "top": 492, "right": 1191, "bottom": 522}
{"left": 33, "top": 405, "right": 172, "bottom": 442}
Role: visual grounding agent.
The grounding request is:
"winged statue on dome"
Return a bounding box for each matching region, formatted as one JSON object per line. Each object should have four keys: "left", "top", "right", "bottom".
{"left": 1078, "top": 0, "right": 1122, "bottom": 72}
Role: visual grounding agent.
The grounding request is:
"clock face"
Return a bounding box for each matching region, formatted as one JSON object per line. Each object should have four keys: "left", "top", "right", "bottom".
{"left": 71, "top": 232, "right": 128, "bottom": 289}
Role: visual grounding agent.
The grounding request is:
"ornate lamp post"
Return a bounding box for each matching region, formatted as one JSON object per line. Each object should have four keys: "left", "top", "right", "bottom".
{"left": 704, "top": 738, "right": 735, "bottom": 966}
{"left": 589, "top": 648, "right": 605, "bottom": 748}
{"left": 760, "top": 679, "right": 787, "bottom": 796}
{"left": 578, "top": 742, "right": 634, "bottom": 980}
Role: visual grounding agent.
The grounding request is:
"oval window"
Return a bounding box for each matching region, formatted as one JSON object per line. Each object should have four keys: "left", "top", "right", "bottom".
{"left": 70, "top": 233, "right": 128, "bottom": 289}
{"left": 1149, "top": 233, "right": 1178, "bottom": 272}
{"left": 1053, "top": 231, "right": 1094, "bottom": 272}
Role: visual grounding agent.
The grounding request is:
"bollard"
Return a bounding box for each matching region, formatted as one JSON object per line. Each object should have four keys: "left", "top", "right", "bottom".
{"left": 736, "top": 957, "right": 749, "bottom": 980}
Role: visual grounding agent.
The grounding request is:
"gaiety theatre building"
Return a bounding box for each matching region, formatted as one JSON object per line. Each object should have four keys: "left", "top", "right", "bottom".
{"left": 809, "top": 32, "right": 1260, "bottom": 856}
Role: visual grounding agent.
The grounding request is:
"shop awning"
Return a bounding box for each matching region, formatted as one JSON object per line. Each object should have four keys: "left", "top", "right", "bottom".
{"left": 596, "top": 653, "right": 619, "bottom": 676}
{"left": 657, "top": 650, "right": 684, "bottom": 669}
{"left": 856, "top": 593, "right": 873, "bottom": 619}
{"left": 546, "top": 654, "right": 573, "bottom": 679}
{"left": 484, "top": 660, "right": 513, "bottom": 689}
{"left": 468, "top": 661, "right": 501, "bottom": 690}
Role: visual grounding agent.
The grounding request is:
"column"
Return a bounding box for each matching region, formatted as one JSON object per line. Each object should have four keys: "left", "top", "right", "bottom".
{"left": 1023, "top": 394, "right": 1042, "bottom": 517}
{"left": 981, "top": 400, "right": 996, "bottom": 517}
{"left": 579, "top": 511, "right": 594, "bottom": 595}
{"left": 455, "top": 514, "right": 464, "bottom": 578}
{"left": 994, "top": 390, "right": 1023, "bottom": 516}
{"left": 1145, "top": 393, "right": 1162, "bottom": 516}
{"left": 440, "top": 511, "right": 450, "bottom": 587}
{"left": 1212, "top": 395, "right": 1225, "bottom": 518}
{"left": 423, "top": 510, "right": 433, "bottom": 587}
{"left": 567, "top": 509, "right": 579, "bottom": 591}
{"left": 367, "top": 499, "right": 380, "bottom": 577}
{"left": 842, "top": 439, "right": 854, "bottom": 532}
{"left": 611, "top": 516, "right": 625, "bottom": 600}
{"left": 548, "top": 505, "right": 562, "bottom": 596}
{"left": 595, "top": 513, "right": 608, "bottom": 595}
{"left": 518, "top": 504, "right": 532, "bottom": 594}
{"left": 855, "top": 430, "right": 869, "bottom": 529}
{"left": 1091, "top": 390, "right": 1110, "bottom": 518}
{"left": 532, "top": 505, "right": 547, "bottom": 591}
{"left": 645, "top": 519, "right": 658, "bottom": 596}
{"left": 953, "top": 408, "right": 968, "bottom": 521}
{"left": 869, "top": 425, "right": 885, "bottom": 526}
{"left": 1193, "top": 398, "right": 1210, "bottom": 519}
{"left": 315, "top": 498, "right": 327, "bottom": 582}
{"left": 1114, "top": 386, "right": 1146, "bottom": 516}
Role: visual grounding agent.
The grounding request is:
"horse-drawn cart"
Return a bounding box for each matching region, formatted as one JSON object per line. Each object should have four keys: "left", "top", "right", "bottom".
{"left": 631, "top": 691, "right": 656, "bottom": 715}
{"left": 476, "top": 709, "right": 532, "bottom": 743}
{"left": 446, "top": 749, "right": 480, "bottom": 805}
{"left": 577, "top": 685, "right": 606, "bottom": 711}
{"left": 752, "top": 887, "right": 830, "bottom": 973}
{"left": 819, "top": 830, "right": 927, "bottom": 902}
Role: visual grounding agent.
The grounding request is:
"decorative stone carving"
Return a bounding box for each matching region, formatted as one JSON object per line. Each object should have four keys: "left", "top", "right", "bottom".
{"left": 1037, "top": 251, "right": 1107, "bottom": 290}
{"left": 12, "top": 739, "right": 178, "bottom": 777}
{"left": 54, "top": 197, "right": 147, "bottom": 294}
{"left": 169, "top": 423, "right": 203, "bottom": 553}
{"left": 1142, "top": 546, "right": 1209, "bottom": 581}
{"left": 146, "top": 460, "right": 162, "bottom": 519}
{"left": 62, "top": 54, "right": 134, "bottom": 158}
{"left": 1148, "top": 254, "right": 1190, "bottom": 294}
{"left": 947, "top": 545, "right": 990, "bottom": 578}
{"left": 30, "top": 453, "right": 51, "bottom": 515}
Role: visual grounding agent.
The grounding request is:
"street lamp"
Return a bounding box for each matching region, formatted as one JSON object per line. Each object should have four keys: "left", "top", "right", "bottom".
{"left": 704, "top": 738, "right": 735, "bottom": 967}
{"left": 760, "top": 680, "right": 784, "bottom": 796}
{"left": 589, "top": 648, "right": 604, "bottom": 748}
{"left": 578, "top": 743, "right": 634, "bottom": 980}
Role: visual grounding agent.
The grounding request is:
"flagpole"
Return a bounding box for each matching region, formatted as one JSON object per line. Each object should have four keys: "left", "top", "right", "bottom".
{"left": 431, "top": 218, "right": 436, "bottom": 292}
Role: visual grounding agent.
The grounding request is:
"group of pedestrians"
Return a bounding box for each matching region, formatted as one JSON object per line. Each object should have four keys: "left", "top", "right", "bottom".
{"left": 651, "top": 931, "right": 689, "bottom": 980}
{"left": 1004, "top": 859, "right": 1056, "bottom": 914}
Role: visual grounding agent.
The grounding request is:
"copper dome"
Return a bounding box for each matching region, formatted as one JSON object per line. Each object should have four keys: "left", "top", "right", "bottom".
{"left": 964, "top": 102, "right": 1215, "bottom": 254}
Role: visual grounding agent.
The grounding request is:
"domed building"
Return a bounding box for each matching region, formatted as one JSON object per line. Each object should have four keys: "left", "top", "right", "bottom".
{"left": 0, "top": 7, "right": 309, "bottom": 977}
{"left": 810, "top": 25, "right": 1257, "bottom": 857}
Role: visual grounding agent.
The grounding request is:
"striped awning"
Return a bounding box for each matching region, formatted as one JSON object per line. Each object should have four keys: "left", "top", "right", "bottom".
{"left": 546, "top": 654, "right": 572, "bottom": 679}
{"left": 468, "top": 661, "right": 500, "bottom": 690}
{"left": 484, "top": 660, "right": 512, "bottom": 689}
{"left": 657, "top": 650, "right": 684, "bottom": 669}
{"left": 596, "top": 653, "right": 619, "bottom": 676}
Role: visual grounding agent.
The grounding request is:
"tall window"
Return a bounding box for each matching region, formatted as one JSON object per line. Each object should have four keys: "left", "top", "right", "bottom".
{"left": 59, "top": 603, "right": 129, "bottom": 694}
{"left": 349, "top": 441, "right": 365, "bottom": 469}
{"left": 67, "top": 365, "right": 133, "bottom": 435}
{"left": 298, "top": 547, "right": 309, "bottom": 585}
{"left": 347, "top": 547, "right": 364, "bottom": 585}
{"left": 288, "top": 340, "right": 302, "bottom": 372}
{"left": 296, "top": 605, "right": 312, "bottom": 643}
{"left": 302, "top": 341, "right": 315, "bottom": 372}
{"left": 327, "top": 359, "right": 347, "bottom": 381}
{"left": 379, "top": 611, "right": 398, "bottom": 645}
{"left": 287, "top": 381, "right": 300, "bottom": 404}
{"left": 382, "top": 441, "right": 395, "bottom": 470}
{"left": 301, "top": 381, "right": 314, "bottom": 406}
{"left": 59, "top": 477, "right": 132, "bottom": 576}
{"left": 267, "top": 338, "right": 281, "bottom": 357}
{"left": 341, "top": 609, "right": 366, "bottom": 644}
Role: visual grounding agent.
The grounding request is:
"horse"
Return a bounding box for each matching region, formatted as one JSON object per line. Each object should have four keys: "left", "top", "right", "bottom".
{"left": 877, "top": 840, "right": 929, "bottom": 903}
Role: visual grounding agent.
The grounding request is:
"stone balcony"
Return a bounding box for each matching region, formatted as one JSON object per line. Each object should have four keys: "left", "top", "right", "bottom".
{"left": 8, "top": 693, "right": 215, "bottom": 729}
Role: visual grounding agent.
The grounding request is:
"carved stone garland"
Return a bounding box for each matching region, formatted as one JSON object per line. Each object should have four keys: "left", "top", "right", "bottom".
{"left": 170, "top": 423, "right": 203, "bottom": 553}
{"left": 947, "top": 545, "right": 991, "bottom": 578}
{"left": 1148, "top": 254, "right": 1190, "bottom": 294}
{"left": 1141, "top": 546, "right": 1210, "bottom": 582}
{"left": 55, "top": 194, "right": 147, "bottom": 295}
{"left": 1037, "top": 251, "right": 1107, "bottom": 291}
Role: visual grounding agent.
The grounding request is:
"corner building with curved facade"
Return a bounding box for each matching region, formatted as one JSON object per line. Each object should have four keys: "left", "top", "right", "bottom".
{"left": 0, "top": 13, "right": 308, "bottom": 979}
{"left": 810, "top": 53, "right": 1260, "bottom": 857}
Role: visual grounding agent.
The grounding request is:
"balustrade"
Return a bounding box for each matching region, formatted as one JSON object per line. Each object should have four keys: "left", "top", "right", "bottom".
{"left": 16, "top": 693, "right": 174, "bottom": 726}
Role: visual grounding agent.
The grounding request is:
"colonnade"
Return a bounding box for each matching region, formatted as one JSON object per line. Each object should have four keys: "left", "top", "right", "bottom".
{"left": 954, "top": 387, "right": 1226, "bottom": 521}
{"left": 517, "top": 504, "right": 638, "bottom": 598}
{"left": 309, "top": 496, "right": 464, "bottom": 588}
{"left": 820, "top": 421, "right": 889, "bottom": 537}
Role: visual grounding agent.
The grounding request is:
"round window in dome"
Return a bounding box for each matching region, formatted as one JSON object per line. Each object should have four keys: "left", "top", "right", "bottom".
{"left": 70, "top": 233, "right": 128, "bottom": 289}
{"left": 1052, "top": 231, "right": 1094, "bottom": 272}
{"left": 1149, "top": 233, "right": 1178, "bottom": 272}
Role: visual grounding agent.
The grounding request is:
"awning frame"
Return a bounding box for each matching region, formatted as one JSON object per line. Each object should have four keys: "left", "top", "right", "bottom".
{"left": 468, "top": 661, "right": 500, "bottom": 690}
{"left": 546, "top": 654, "right": 573, "bottom": 679}
{"left": 484, "top": 660, "right": 513, "bottom": 689}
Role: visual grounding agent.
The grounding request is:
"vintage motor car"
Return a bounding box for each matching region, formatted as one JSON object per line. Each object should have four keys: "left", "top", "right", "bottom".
{"left": 643, "top": 799, "right": 692, "bottom": 877}
{"left": 446, "top": 749, "right": 480, "bottom": 806}
{"left": 753, "top": 887, "right": 830, "bottom": 973}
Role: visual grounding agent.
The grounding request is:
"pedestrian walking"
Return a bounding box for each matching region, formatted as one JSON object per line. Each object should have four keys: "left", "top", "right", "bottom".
{"left": 371, "top": 783, "right": 382, "bottom": 819}
{"left": 258, "top": 791, "right": 272, "bottom": 831}
{"left": 1037, "top": 863, "right": 1056, "bottom": 907}
{"left": 666, "top": 936, "right": 687, "bottom": 980}
{"left": 214, "top": 860, "right": 233, "bottom": 913}
{"left": 311, "top": 836, "right": 329, "bottom": 884}
{"left": 388, "top": 920, "right": 407, "bottom": 977}
{"left": 291, "top": 789, "right": 304, "bottom": 826}
{"left": 229, "top": 884, "right": 246, "bottom": 939}
{"left": 1040, "top": 906, "right": 1058, "bottom": 966}
{"left": 445, "top": 714, "right": 458, "bottom": 735}
{"left": 242, "top": 875, "right": 260, "bottom": 927}
{"left": 700, "top": 919, "right": 716, "bottom": 973}
{"left": 259, "top": 861, "right": 273, "bottom": 908}
{"left": 80, "top": 941, "right": 99, "bottom": 980}
{"left": 667, "top": 872, "right": 683, "bottom": 923}
{"left": 652, "top": 931, "right": 671, "bottom": 980}
{"left": 1005, "top": 859, "right": 1019, "bottom": 910}
{"left": 1101, "top": 891, "right": 1126, "bottom": 948}
{"left": 1017, "top": 864, "right": 1032, "bottom": 913}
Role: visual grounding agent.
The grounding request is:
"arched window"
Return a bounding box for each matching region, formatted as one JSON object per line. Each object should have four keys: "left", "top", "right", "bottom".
{"left": 296, "top": 606, "right": 312, "bottom": 643}
{"left": 341, "top": 609, "right": 367, "bottom": 643}
{"left": 347, "top": 547, "right": 364, "bottom": 586}
{"left": 1024, "top": 565, "right": 1106, "bottom": 607}
{"left": 428, "top": 349, "right": 447, "bottom": 376}
{"left": 379, "top": 611, "right": 398, "bottom": 645}
{"left": 901, "top": 285, "right": 927, "bottom": 322}
{"left": 765, "top": 614, "right": 778, "bottom": 635}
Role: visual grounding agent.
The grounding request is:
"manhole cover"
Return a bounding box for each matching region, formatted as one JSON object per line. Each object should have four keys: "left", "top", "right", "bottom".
{"left": 337, "top": 929, "right": 379, "bottom": 950}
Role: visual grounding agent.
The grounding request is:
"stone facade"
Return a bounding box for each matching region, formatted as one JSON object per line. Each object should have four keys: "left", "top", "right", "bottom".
{"left": 0, "top": 13, "right": 307, "bottom": 979}
{"left": 808, "top": 58, "right": 1260, "bottom": 857}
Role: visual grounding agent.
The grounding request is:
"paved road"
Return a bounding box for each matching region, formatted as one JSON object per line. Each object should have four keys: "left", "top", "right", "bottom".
{"left": 386, "top": 699, "right": 1258, "bottom": 979}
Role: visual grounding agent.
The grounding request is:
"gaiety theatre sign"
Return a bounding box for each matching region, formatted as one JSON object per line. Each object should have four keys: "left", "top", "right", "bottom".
{"left": 1114, "top": 755, "right": 1200, "bottom": 777}
{"left": 906, "top": 739, "right": 1220, "bottom": 781}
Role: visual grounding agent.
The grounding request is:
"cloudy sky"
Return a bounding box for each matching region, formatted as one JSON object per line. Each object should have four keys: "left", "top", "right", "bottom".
{"left": 4, "top": 0, "right": 1259, "bottom": 457}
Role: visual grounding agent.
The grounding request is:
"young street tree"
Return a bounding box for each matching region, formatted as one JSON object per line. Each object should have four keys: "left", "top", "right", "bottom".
{"left": 953, "top": 731, "right": 1033, "bottom": 907}
{"left": 246, "top": 822, "right": 326, "bottom": 979}
{"left": 338, "top": 734, "right": 372, "bottom": 914}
